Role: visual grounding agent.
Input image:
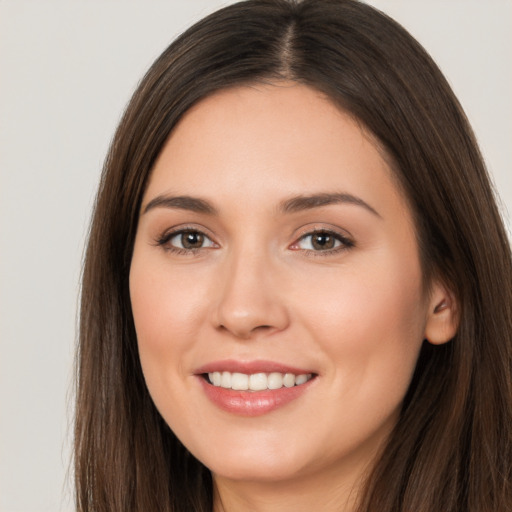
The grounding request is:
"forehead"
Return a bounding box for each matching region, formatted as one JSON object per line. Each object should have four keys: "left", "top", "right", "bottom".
{"left": 146, "top": 82, "right": 406, "bottom": 218}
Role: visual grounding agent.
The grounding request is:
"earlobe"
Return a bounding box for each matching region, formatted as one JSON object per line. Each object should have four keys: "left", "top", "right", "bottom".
{"left": 424, "top": 283, "right": 459, "bottom": 345}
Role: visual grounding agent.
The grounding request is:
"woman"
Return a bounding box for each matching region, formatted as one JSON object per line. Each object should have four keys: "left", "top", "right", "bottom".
{"left": 75, "top": 1, "right": 512, "bottom": 510}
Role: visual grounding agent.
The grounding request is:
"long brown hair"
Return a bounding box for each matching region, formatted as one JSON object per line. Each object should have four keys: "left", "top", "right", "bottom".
{"left": 75, "top": 1, "right": 512, "bottom": 510}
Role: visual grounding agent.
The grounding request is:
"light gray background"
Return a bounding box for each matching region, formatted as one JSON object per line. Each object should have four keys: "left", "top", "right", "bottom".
{"left": 1, "top": 1, "right": 510, "bottom": 511}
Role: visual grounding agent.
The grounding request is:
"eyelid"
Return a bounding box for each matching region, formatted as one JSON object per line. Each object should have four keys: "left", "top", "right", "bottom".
{"left": 289, "top": 225, "right": 355, "bottom": 253}
{"left": 170, "top": 230, "right": 216, "bottom": 249}
{"left": 153, "top": 223, "right": 354, "bottom": 256}
{"left": 154, "top": 224, "right": 219, "bottom": 252}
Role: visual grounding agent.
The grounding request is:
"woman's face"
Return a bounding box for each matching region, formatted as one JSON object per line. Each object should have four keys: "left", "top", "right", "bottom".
{"left": 130, "top": 83, "right": 445, "bottom": 487}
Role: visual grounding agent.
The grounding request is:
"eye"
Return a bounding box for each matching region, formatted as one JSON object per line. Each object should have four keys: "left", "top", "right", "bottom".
{"left": 292, "top": 230, "right": 354, "bottom": 252}
{"left": 157, "top": 229, "right": 217, "bottom": 252}
{"left": 172, "top": 230, "right": 210, "bottom": 249}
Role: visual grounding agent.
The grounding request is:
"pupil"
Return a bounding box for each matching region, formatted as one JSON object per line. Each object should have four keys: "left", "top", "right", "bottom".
{"left": 182, "top": 231, "right": 204, "bottom": 249}
{"left": 312, "top": 233, "right": 334, "bottom": 250}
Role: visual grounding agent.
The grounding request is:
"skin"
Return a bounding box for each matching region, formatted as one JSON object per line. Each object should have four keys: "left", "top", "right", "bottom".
{"left": 129, "top": 82, "right": 457, "bottom": 512}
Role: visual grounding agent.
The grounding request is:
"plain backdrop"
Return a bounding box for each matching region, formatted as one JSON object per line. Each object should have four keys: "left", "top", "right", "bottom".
{"left": 0, "top": 1, "right": 510, "bottom": 511}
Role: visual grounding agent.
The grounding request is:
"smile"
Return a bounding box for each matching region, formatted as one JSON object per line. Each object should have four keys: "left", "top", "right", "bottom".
{"left": 207, "top": 371, "right": 313, "bottom": 391}
{"left": 195, "top": 362, "right": 317, "bottom": 416}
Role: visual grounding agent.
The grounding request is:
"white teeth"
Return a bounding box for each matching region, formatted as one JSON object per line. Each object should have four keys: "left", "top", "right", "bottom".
{"left": 268, "top": 372, "right": 283, "bottom": 389}
{"left": 283, "top": 373, "right": 295, "bottom": 388}
{"left": 295, "top": 374, "right": 309, "bottom": 385}
{"left": 207, "top": 371, "right": 313, "bottom": 390}
{"left": 212, "top": 371, "right": 222, "bottom": 386}
{"left": 220, "top": 371, "right": 231, "bottom": 388}
{"left": 249, "top": 373, "right": 268, "bottom": 391}
{"left": 231, "top": 372, "right": 249, "bottom": 390}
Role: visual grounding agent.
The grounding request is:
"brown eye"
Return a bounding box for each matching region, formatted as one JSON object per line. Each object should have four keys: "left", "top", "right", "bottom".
{"left": 293, "top": 230, "right": 353, "bottom": 253}
{"left": 181, "top": 231, "right": 205, "bottom": 249}
{"left": 311, "top": 232, "right": 336, "bottom": 250}
{"left": 162, "top": 229, "right": 217, "bottom": 252}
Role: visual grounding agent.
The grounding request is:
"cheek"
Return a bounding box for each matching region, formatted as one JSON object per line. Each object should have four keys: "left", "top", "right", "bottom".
{"left": 285, "top": 256, "right": 427, "bottom": 461}
{"left": 128, "top": 251, "right": 209, "bottom": 398}
{"left": 295, "top": 250, "right": 426, "bottom": 396}
{"left": 130, "top": 250, "right": 210, "bottom": 337}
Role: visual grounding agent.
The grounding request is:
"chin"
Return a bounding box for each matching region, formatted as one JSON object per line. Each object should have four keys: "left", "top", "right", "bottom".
{"left": 209, "top": 456, "right": 307, "bottom": 483}
{"left": 192, "top": 432, "right": 317, "bottom": 483}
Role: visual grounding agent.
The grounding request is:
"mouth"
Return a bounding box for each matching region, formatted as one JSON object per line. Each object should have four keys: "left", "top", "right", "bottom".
{"left": 195, "top": 361, "right": 317, "bottom": 416}
{"left": 203, "top": 371, "right": 314, "bottom": 391}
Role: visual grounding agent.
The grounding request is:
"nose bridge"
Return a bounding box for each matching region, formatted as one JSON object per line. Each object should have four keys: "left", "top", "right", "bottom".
{"left": 213, "top": 238, "right": 288, "bottom": 338}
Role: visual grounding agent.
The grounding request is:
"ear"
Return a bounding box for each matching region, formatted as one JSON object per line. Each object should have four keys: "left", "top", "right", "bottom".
{"left": 424, "top": 280, "right": 459, "bottom": 345}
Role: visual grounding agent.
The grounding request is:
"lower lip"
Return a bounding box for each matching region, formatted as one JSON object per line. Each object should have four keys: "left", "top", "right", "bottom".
{"left": 198, "top": 376, "right": 315, "bottom": 416}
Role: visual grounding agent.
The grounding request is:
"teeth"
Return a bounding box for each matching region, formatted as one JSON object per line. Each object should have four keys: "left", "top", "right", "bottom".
{"left": 211, "top": 371, "right": 222, "bottom": 386}
{"left": 283, "top": 373, "right": 295, "bottom": 388}
{"left": 295, "top": 374, "right": 309, "bottom": 385}
{"left": 231, "top": 372, "right": 249, "bottom": 390}
{"left": 249, "top": 372, "right": 267, "bottom": 391}
{"left": 268, "top": 372, "right": 283, "bottom": 390}
{"left": 220, "top": 371, "right": 231, "bottom": 388}
{"left": 207, "top": 371, "right": 313, "bottom": 391}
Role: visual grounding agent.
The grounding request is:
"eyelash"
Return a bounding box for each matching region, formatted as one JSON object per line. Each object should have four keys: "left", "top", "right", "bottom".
{"left": 291, "top": 229, "right": 355, "bottom": 257}
{"left": 155, "top": 227, "right": 355, "bottom": 256}
{"left": 155, "top": 227, "right": 217, "bottom": 256}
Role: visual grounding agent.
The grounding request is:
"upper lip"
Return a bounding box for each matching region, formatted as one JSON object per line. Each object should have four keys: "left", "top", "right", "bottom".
{"left": 194, "top": 359, "right": 315, "bottom": 375}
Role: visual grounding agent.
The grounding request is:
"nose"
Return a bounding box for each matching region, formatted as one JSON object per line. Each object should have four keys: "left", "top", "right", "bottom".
{"left": 212, "top": 248, "right": 290, "bottom": 339}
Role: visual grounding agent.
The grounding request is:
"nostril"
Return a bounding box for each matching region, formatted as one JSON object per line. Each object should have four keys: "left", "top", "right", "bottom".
{"left": 217, "top": 323, "right": 274, "bottom": 339}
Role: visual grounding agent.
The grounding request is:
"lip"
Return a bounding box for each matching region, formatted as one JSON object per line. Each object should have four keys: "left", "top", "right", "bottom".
{"left": 194, "top": 359, "right": 317, "bottom": 417}
{"left": 195, "top": 359, "right": 314, "bottom": 375}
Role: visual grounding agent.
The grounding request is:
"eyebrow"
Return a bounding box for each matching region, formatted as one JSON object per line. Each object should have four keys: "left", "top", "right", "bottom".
{"left": 143, "top": 195, "right": 218, "bottom": 215}
{"left": 142, "top": 192, "right": 380, "bottom": 218}
{"left": 279, "top": 192, "right": 381, "bottom": 218}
